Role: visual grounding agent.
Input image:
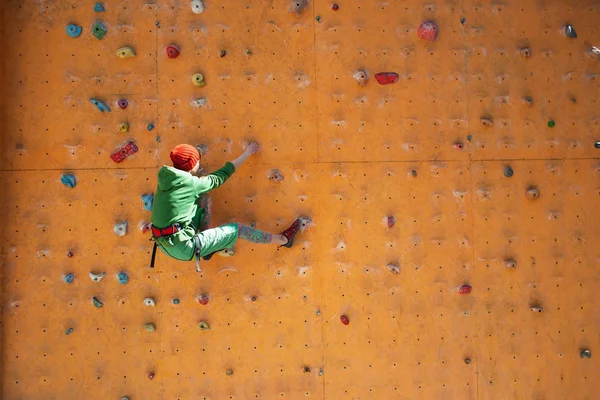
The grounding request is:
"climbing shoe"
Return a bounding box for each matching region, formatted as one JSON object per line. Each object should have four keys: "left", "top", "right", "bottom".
{"left": 279, "top": 218, "right": 303, "bottom": 248}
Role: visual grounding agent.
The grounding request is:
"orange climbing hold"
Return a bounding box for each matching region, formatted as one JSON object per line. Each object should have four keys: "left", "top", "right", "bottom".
{"left": 417, "top": 21, "right": 438, "bottom": 41}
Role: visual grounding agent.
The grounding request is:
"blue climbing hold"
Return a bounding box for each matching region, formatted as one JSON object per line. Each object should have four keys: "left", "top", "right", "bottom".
{"left": 94, "top": 3, "right": 105, "bottom": 12}
{"left": 66, "top": 328, "right": 74, "bottom": 335}
{"left": 89, "top": 98, "right": 111, "bottom": 112}
{"left": 117, "top": 272, "right": 129, "bottom": 284}
{"left": 142, "top": 193, "right": 154, "bottom": 211}
{"left": 172, "top": 298, "right": 180, "bottom": 304}
{"left": 64, "top": 273, "right": 74, "bottom": 284}
{"left": 61, "top": 174, "right": 76, "bottom": 188}
{"left": 66, "top": 24, "right": 82, "bottom": 38}
{"left": 147, "top": 123, "right": 155, "bottom": 131}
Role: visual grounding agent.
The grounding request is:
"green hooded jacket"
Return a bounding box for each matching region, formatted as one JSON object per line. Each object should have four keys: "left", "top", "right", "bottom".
{"left": 151, "top": 162, "right": 236, "bottom": 250}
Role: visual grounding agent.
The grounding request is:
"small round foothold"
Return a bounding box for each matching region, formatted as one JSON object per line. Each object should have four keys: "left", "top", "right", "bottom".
{"left": 460, "top": 17, "right": 466, "bottom": 24}
{"left": 94, "top": 3, "right": 105, "bottom": 12}
{"left": 504, "top": 258, "right": 516, "bottom": 269}
{"left": 316, "top": 309, "right": 321, "bottom": 316}
{"left": 66, "top": 24, "right": 82, "bottom": 38}
{"left": 417, "top": 21, "right": 438, "bottom": 41}
{"left": 114, "top": 221, "right": 128, "bottom": 236}
{"left": 67, "top": 251, "right": 74, "bottom": 258}
{"left": 526, "top": 186, "right": 540, "bottom": 200}
{"left": 198, "top": 321, "right": 210, "bottom": 330}
{"left": 192, "top": 73, "right": 206, "bottom": 87}
{"left": 459, "top": 284, "right": 472, "bottom": 295}
{"left": 595, "top": 141, "right": 600, "bottom": 149}
{"left": 226, "top": 369, "right": 234, "bottom": 376}
{"left": 166, "top": 44, "right": 180, "bottom": 59}
{"left": 144, "top": 323, "right": 156, "bottom": 332}
{"left": 220, "top": 50, "right": 227, "bottom": 58}
{"left": 319, "top": 368, "right": 324, "bottom": 376}
{"left": 316, "top": 16, "right": 321, "bottom": 22}
{"left": 564, "top": 24, "right": 577, "bottom": 38}
{"left": 353, "top": 70, "right": 368, "bottom": 86}
{"left": 304, "top": 366, "right": 311, "bottom": 373}
{"left": 580, "top": 349, "right": 592, "bottom": 359}
{"left": 117, "top": 272, "right": 129, "bottom": 284}
{"left": 480, "top": 117, "right": 493, "bottom": 127}
{"left": 340, "top": 315, "right": 350, "bottom": 325}
{"left": 92, "top": 297, "right": 104, "bottom": 308}
{"left": 246, "top": 48, "right": 252, "bottom": 57}
{"left": 453, "top": 142, "right": 464, "bottom": 150}
{"left": 64, "top": 273, "right": 74, "bottom": 284}
{"left": 387, "top": 216, "right": 396, "bottom": 228}
{"left": 547, "top": 120, "right": 555, "bottom": 128}
{"left": 147, "top": 123, "right": 155, "bottom": 131}
{"left": 523, "top": 96, "right": 533, "bottom": 105}
{"left": 530, "top": 306, "right": 543, "bottom": 313}
{"left": 464, "top": 357, "right": 471, "bottom": 364}
{"left": 251, "top": 296, "right": 257, "bottom": 302}
{"left": 504, "top": 166, "right": 514, "bottom": 177}
{"left": 118, "top": 99, "right": 128, "bottom": 110}
{"left": 148, "top": 372, "right": 155, "bottom": 380}
{"left": 331, "top": 3, "right": 339, "bottom": 10}
{"left": 191, "top": 0, "right": 205, "bottom": 14}
{"left": 386, "top": 264, "right": 400, "bottom": 274}
{"left": 197, "top": 294, "right": 209, "bottom": 305}
{"left": 121, "top": 397, "right": 130, "bottom": 400}
{"left": 119, "top": 122, "right": 130, "bottom": 133}
{"left": 144, "top": 298, "right": 156, "bottom": 307}
{"left": 66, "top": 327, "right": 74, "bottom": 335}
{"left": 466, "top": 134, "right": 472, "bottom": 142}
{"left": 172, "top": 298, "right": 180, "bottom": 305}
{"left": 520, "top": 47, "right": 531, "bottom": 58}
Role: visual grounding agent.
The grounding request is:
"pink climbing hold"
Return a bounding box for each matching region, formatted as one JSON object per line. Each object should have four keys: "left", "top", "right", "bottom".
{"left": 197, "top": 294, "right": 209, "bottom": 305}
{"left": 459, "top": 284, "right": 472, "bottom": 295}
{"left": 374, "top": 72, "right": 399, "bottom": 85}
{"left": 453, "top": 142, "right": 464, "bottom": 150}
{"left": 387, "top": 216, "right": 396, "bottom": 228}
{"left": 117, "top": 99, "right": 128, "bottom": 110}
{"left": 418, "top": 21, "right": 438, "bottom": 41}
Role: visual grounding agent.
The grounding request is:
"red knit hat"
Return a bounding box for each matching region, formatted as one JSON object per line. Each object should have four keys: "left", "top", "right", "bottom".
{"left": 170, "top": 144, "right": 200, "bottom": 171}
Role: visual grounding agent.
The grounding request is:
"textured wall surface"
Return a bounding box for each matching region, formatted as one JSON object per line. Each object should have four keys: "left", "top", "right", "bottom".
{"left": 0, "top": 0, "right": 599, "bottom": 399}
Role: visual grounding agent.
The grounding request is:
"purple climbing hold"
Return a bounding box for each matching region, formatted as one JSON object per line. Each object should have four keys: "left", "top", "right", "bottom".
{"left": 118, "top": 99, "right": 128, "bottom": 110}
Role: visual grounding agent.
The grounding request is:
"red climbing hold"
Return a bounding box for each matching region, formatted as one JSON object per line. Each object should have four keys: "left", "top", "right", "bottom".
{"left": 374, "top": 72, "right": 399, "bottom": 85}
{"left": 331, "top": 3, "right": 339, "bottom": 10}
{"left": 110, "top": 141, "right": 139, "bottom": 163}
{"left": 197, "top": 294, "right": 209, "bottom": 305}
{"left": 418, "top": 21, "right": 438, "bottom": 41}
{"left": 340, "top": 315, "right": 350, "bottom": 325}
{"left": 166, "top": 45, "right": 180, "bottom": 59}
{"left": 148, "top": 372, "right": 155, "bottom": 380}
{"left": 387, "top": 216, "right": 396, "bottom": 228}
{"left": 453, "top": 142, "right": 464, "bottom": 150}
{"left": 67, "top": 251, "right": 74, "bottom": 258}
{"left": 459, "top": 284, "right": 472, "bottom": 295}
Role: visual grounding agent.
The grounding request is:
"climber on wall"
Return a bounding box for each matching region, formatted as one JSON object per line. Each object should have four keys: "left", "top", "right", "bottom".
{"left": 150, "top": 142, "right": 308, "bottom": 271}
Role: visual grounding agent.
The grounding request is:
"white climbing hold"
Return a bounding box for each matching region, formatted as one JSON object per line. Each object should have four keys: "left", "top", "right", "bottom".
{"left": 89, "top": 272, "right": 106, "bottom": 282}
{"left": 191, "top": 0, "right": 205, "bottom": 14}
{"left": 144, "top": 297, "right": 156, "bottom": 307}
{"left": 114, "top": 221, "right": 127, "bottom": 236}
{"left": 191, "top": 98, "right": 207, "bottom": 108}
{"left": 386, "top": 264, "right": 400, "bottom": 274}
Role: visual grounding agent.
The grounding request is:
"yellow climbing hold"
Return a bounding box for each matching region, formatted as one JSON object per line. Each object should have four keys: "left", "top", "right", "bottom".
{"left": 116, "top": 47, "right": 136, "bottom": 59}
{"left": 198, "top": 321, "right": 210, "bottom": 331}
{"left": 119, "top": 122, "right": 130, "bottom": 133}
{"left": 144, "top": 323, "right": 156, "bottom": 332}
{"left": 192, "top": 73, "right": 206, "bottom": 87}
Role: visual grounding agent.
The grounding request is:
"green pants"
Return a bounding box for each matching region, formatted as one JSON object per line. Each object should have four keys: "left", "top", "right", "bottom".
{"left": 156, "top": 203, "right": 239, "bottom": 261}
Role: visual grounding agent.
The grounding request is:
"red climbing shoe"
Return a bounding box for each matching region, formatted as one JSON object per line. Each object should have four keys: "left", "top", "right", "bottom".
{"left": 280, "top": 218, "right": 302, "bottom": 248}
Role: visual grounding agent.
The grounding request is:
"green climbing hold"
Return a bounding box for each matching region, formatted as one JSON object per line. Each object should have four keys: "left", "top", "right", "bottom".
{"left": 316, "top": 16, "right": 321, "bottom": 22}
{"left": 92, "top": 297, "right": 104, "bottom": 308}
{"left": 547, "top": 120, "right": 555, "bottom": 128}
{"left": 144, "top": 323, "right": 156, "bottom": 332}
{"left": 66, "top": 327, "right": 74, "bottom": 335}
{"left": 92, "top": 21, "right": 107, "bottom": 40}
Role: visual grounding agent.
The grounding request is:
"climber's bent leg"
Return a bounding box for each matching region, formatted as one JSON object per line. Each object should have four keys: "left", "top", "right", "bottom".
{"left": 196, "top": 194, "right": 212, "bottom": 232}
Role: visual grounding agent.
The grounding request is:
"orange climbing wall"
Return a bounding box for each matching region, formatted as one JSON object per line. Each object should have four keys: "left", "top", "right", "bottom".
{"left": 0, "top": 0, "right": 599, "bottom": 399}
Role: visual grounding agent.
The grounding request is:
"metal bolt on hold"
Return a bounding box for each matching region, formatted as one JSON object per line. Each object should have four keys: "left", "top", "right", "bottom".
{"left": 530, "top": 306, "right": 543, "bottom": 313}
{"left": 197, "top": 294, "right": 209, "bottom": 305}
{"left": 340, "top": 315, "right": 350, "bottom": 325}
{"left": 66, "top": 24, "right": 82, "bottom": 38}
{"left": 92, "top": 297, "right": 104, "bottom": 308}
{"left": 504, "top": 166, "right": 514, "bottom": 177}
{"left": 504, "top": 259, "right": 516, "bottom": 269}
{"left": 114, "top": 221, "right": 127, "bottom": 236}
{"left": 386, "top": 264, "right": 400, "bottom": 274}
{"left": 353, "top": 70, "right": 368, "bottom": 86}
{"left": 417, "top": 21, "right": 438, "bottom": 41}
{"left": 580, "top": 349, "right": 592, "bottom": 359}
{"left": 61, "top": 174, "right": 76, "bottom": 188}
{"left": 464, "top": 357, "right": 471, "bottom": 364}
{"left": 144, "top": 323, "right": 156, "bottom": 332}
{"left": 526, "top": 187, "right": 540, "bottom": 200}
{"left": 166, "top": 45, "right": 180, "bottom": 59}
{"left": 144, "top": 298, "right": 156, "bottom": 307}
{"left": 118, "top": 99, "right": 128, "bottom": 109}
{"left": 117, "top": 272, "right": 128, "bottom": 284}
{"left": 89, "top": 272, "right": 106, "bottom": 282}
{"left": 226, "top": 369, "right": 234, "bottom": 376}
{"left": 64, "top": 273, "right": 74, "bottom": 284}
{"left": 198, "top": 321, "right": 210, "bottom": 331}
